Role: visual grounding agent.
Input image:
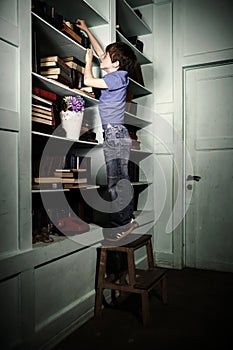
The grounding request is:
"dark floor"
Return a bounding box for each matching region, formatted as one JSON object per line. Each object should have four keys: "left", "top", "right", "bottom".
{"left": 53, "top": 268, "right": 233, "bottom": 350}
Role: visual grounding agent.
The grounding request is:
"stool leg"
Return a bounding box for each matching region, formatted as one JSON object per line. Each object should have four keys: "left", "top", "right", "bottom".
{"left": 146, "top": 238, "right": 154, "bottom": 268}
{"left": 161, "top": 274, "right": 168, "bottom": 304}
{"left": 95, "top": 249, "right": 107, "bottom": 316}
{"left": 141, "top": 291, "right": 150, "bottom": 326}
{"left": 119, "top": 271, "right": 129, "bottom": 300}
{"left": 127, "top": 249, "right": 136, "bottom": 286}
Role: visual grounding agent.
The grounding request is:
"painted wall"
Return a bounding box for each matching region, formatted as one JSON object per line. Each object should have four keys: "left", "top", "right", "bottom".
{"left": 153, "top": 0, "right": 233, "bottom": 268}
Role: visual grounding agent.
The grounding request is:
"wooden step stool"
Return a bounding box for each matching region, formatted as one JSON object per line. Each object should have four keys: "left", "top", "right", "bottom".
{"left": 95, "top": 234, "right": 168, "bottom": 325}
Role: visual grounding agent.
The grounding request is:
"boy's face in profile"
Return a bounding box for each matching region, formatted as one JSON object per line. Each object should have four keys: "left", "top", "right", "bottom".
{"left": 100, "top": 52, "right": 119, "bottom": 72}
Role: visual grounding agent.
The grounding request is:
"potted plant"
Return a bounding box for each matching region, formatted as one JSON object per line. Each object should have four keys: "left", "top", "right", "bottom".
{"left": 60, "top": 95, "right": 85, "bottom": 140}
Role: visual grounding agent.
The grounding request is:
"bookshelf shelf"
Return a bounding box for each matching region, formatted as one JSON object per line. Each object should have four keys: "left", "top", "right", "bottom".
{"left": 116, "top": 30, "right": 152, "bottom": 65}
{"left": 128, "top": 78, "right": 152, "bottom": 97}
{"left": 32, "top": 189, "right": 69, "bottom": 193}
{"left": 32, "top": 12, "right": 87, "bottom": 63}
{"left": 45, "top": 0, "right": 108, "bottom": 26}
{"left": 132, "top": 181, "right": 152, "bottom": 186}
{"left": 116, "top": 0, "right": 152, "bottom": 36}
{"left": 32, "top": 131, "right": 102, "bottom": 148}
{"left": 32, "top": 224, "right": 103, "bottom": 260}
{"left": 32, "top": 72, "right": 98, "bottom": 107}
{"left": 130, "top": 149, "right": 152, "bottom": 162}
{"left": 125, "top": 111, "right": 151, "bottom": 129}
{"left": 127, "top": 0, "right": 153, "bottom": 7}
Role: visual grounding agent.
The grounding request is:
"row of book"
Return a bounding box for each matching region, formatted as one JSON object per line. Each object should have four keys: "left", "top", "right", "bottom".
{"left": 32, "top": 154, "right": 91, "bottom": 176}
{"left": 32, "top": 87, "right": 57, "bottom": 127}
{"left": 33, "top": 170, "right": 88, "bottom": 187}
{"left": 40, "top": 55, "right": 95, "bottom": 97}
{"left": 31, "top": 86, "right": 98, "bottom": 143}
{"left": 32, "top": 0, "right": 90, "bottom": 49}
{"left": 32, "top": 154, "right": 92, "bottom": 189}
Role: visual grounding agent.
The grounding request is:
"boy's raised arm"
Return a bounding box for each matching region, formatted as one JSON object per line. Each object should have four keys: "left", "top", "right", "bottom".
{"left": 75, "top": 19, "right": 104, "bottom": 59}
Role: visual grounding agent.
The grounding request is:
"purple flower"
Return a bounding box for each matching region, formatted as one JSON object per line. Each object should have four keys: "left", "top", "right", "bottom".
{"left": 63, "top": 95, "right": 85, "bottom": 112}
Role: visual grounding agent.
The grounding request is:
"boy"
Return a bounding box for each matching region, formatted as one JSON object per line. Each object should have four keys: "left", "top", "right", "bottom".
{"left": 76, "top": 19, "right": 138, "bottom": 242}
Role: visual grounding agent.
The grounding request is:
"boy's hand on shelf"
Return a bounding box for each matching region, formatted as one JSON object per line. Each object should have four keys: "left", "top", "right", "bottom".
{"left": 75, "top": 19, "right": 88, "bottom": 32}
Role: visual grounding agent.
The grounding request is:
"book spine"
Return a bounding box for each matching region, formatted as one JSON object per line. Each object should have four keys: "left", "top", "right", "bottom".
{"left": 45, "top": 74, "right": 73, "bottom": 88}
{"left": 40, "top": 58, "right": 72, "bottom": 77}
{"left": 32, "top": 87, "right": 57, "bottom": 101}
{"left": 32, "top": 107, "right": 52, "bottom": 116}
{"left": 65, "top": 61, "right": 85, "bottom": 74}
{"left": 32, "top": 116, "right": 53, "bottom": 125}
{"left": 32, "top": 111, "right": 53, "bottom": 120}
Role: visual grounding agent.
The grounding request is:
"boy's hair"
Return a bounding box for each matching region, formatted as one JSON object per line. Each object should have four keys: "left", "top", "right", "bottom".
{"left": 106, "top": 42, "right": 137, "bottom": 76}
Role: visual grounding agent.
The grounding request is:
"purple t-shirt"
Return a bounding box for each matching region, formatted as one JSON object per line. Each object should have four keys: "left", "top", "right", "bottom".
{"left": 99, "top": 70, "right": 129, "bottom": 127}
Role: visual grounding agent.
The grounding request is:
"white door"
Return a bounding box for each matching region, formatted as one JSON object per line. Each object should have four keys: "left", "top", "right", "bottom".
{"left": 184, "top": 63, "right": 233, "bottom": 272}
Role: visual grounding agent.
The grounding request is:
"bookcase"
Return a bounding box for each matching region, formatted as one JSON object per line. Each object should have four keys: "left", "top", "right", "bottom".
{"left": 31, "top": 0, "right": 154, "bottom": 247}
{"left": 0, "top": 0, "right": 155, "bottom": 348}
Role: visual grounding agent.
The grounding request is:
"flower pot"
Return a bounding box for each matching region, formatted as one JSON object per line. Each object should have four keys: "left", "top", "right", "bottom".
{"left": 60, "top": 110, "right": 84, "bottom": 140}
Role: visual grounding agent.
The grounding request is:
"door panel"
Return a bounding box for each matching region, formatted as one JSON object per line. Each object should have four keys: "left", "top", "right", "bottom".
{"left": 185, "top": 63, "right": 233, "bottom": 272}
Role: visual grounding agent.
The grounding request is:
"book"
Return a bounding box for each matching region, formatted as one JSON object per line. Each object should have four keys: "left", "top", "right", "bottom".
{"left": 33, "top": 177, "right": 87, "bottom": 184}
{"left": 41, "top": 55, "right": 69, "bottom": 64}
{"left": 32, "top": 103, "right": 52, "bottom": 113}
{"left": 80, "top": 86, "right": 93, "bottom": 93}
{"left": 63, "top": 60, "right": 85, "bottom": 74}
{"left": 71, "top": 70, "right": 84, "bottom": 89}
{"left": 54, "top": 168, "right": 87, "bottom": 173}
{"left": 32, "top": 87, "right": 57, "bottom": 101}
{"left": 41, "top": 68, "right": 72, "bottom": 81}
{"left": 40, "top": 56, "right": 72, "bottom": 77}
{"left": 32, "top": 93, "right": 53, "bottom": 106}
{"left": 63, "top": 56, "right": 80, "bottom": 62}
{"left": 41, "top": 55, "right": 85, "bottom": 75}
{"left": 32, "top": 116, "right": 53, "bottom": 125}
{"left": 44, "top": 74, "right": 73, "bottom": 87}
{"left": 32, "top": 109, "right": 52, "bottom": 117}
{"left": 61, "top": 21, "right": 82, "bottom": 44}
{"left": 54, "top": 168, "right": 87, "bottom": 178}
{"left": 63, "top": 183, "right": 89, "bottom": 189}
{"left": 32, "top": 111, "right": 53, "bottom": 120}
{"left": 31, "top": 99, "right": 55, "bottom": 126}
{"left": 72, "top": 88, "right": 95, "bottom": 98}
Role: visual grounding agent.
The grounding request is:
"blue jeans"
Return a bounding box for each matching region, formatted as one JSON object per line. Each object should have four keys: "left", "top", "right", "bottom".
{"left": 103, "top": 125, "right": 134, "bottom": 229}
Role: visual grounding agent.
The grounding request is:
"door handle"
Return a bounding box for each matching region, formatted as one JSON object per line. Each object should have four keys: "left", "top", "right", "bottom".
{"left": 187, "top": 175, "right": 201, "bottom": 182}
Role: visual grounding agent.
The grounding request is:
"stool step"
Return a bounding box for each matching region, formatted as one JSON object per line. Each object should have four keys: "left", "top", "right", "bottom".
{"left": 134, "top": 268, "right": 167, "bottom": 290}
{"left": 102, "top": 234, "right": 152, "bottom": 252}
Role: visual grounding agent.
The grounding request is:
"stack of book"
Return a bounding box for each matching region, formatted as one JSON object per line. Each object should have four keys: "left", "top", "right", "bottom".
{"left": 55, "top": 168, "right": 87, "bottom": 188}
{"left": 63, "top": 56, "right": 96, "bottom": 98}
{"left": 33, "top": 168, "right": 88, "bottom": 189}
{"left": 63, "top": 56, "right": 85, "bottom": 74}
{"left": 61, "top": 21, "right": 82, "bottom": 45}
{"left": 40, "top": 55, "right": 73, "bottom": 87}
{"left": 32, "top": 88, "right": 57, "bottom": 130}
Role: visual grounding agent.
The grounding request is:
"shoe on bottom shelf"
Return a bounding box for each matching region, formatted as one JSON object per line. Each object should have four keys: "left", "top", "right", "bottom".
{"left": 106, "top": 219, "right": 139, "bottom": 242}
